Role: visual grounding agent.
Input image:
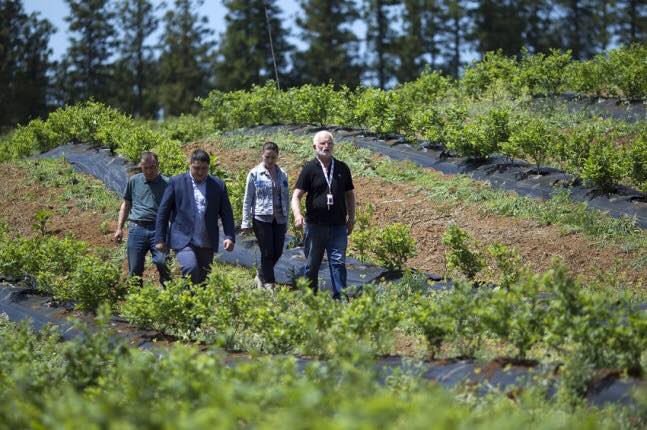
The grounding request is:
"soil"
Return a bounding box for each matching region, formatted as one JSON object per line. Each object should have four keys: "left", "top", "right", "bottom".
{"left": 198, "top": 138, "right": 647, "bottom": 287}
{"left": 0, "top": 163, "right": 118, "bottom": 247}
{"left": 2, "top": 135, "right": 647, "bottom": 289}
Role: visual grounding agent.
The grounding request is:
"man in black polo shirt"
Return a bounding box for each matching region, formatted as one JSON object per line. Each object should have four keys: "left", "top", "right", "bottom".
{"left": 114, "top": 151, "right": 169, "bottom": 284}
{"left": 291, "top": 131, "right": 356, "bottom": 298}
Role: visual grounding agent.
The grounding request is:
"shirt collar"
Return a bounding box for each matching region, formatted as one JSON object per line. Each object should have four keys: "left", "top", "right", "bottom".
{"left": 190, "top": 173, "right": 207, "bottom": 185}
{"left": 144, "top": 174, "right": 160, "bottom": 184}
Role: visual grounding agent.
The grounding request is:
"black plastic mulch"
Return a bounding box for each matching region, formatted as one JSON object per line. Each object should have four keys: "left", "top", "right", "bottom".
{"left": 0, "top": 282, "right": 641, "bottom": 406}
{"left": 228, "top": 122, "right": 647, "bottom": 229}
{"left": 36, "top": 144, "right": 388, "bottom": 292}
{"left": 38, "top": 143, "right": 132, "bottom": 196}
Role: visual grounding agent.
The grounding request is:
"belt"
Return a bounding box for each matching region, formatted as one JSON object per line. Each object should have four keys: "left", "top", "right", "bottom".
{"left": 130, "top": 219, "right": 156, "bottom": 226}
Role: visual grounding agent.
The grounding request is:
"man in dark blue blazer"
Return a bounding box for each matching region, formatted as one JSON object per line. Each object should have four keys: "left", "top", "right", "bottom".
{"left": 155, "top": 149, "right": 236, "bottom": 284}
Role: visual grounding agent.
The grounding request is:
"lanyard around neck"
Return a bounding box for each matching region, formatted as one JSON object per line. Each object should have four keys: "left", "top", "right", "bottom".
{"left": 318, "top": 157, "right": 334, "bottom": 192}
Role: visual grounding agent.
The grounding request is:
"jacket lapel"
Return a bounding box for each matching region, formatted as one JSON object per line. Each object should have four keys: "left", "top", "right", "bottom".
{"left": 185, "top": 173, "right": 196, "bottom": 213}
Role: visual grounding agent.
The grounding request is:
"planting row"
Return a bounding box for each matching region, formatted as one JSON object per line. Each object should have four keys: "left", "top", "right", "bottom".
{"left": 3, "top": 312, "right": 646, "bottom": 428}
{"left": 1, "top": 215, "right": 645, "bottom": 402}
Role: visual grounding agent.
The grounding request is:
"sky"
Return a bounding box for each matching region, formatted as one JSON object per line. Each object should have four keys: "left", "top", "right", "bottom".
{"left": 23, "top": 0, "right": 303, "bottom": 60}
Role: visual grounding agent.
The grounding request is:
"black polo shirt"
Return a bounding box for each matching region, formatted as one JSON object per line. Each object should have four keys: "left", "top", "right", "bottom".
{"left": 295, "top": 157, "right": 354, "bottom": 225}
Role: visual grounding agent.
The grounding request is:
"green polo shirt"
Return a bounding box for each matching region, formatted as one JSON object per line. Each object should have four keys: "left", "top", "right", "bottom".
{"left": 123, "top": 173, "right": 169, "bottom": 223}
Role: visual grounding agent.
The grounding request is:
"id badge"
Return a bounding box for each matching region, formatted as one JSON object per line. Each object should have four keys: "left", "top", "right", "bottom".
{"left": 326, "top": 193, "right": 334, "bottom": 206}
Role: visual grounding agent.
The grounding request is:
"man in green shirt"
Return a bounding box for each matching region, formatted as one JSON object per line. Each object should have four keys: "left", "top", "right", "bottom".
{"left": 114, "top": 152, "right": 169, "bottom": 284}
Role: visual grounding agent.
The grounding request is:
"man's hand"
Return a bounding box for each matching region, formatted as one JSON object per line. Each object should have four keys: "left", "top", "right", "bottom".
{"left": 113, "top": 228, "right": 124, "bottom": 243}
{"left": 223, "top": 239, "right": 234, "bottom": 252}
{"left": 293, "top": 214, "right": 304, "bottom": 229}
{"left": 155, "top": 242, "right": 168, "bottom": 253}
{"left": 347, "top": 219, "right": 355, "bottom": 236}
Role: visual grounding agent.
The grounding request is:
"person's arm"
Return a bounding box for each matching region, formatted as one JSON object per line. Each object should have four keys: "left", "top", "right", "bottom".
{"left": 291, "top": 189, "right": 306, "bottom": 228}
{"left": 220, "top": 182, "right": 236, "bottom": 251}
{"left": 240, "top": 170, "right": 255, "bottom": 231}
{"left": 113, "top": 200, "right": 131, "bottom": 242}
{"left": 345, "top": 190, "right": 356, "bottom": 236}
{"left": 154, "top": 179, "right": 175, "bottom": 252}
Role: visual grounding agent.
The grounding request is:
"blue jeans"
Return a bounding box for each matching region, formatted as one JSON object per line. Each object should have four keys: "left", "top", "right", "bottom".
{"left": 175, "top": 245, "right": 214, "bottom": 285}
{"left": 127, "top": 222, "right": 169, "bottom": 284}
{"left": 304, "top": 223, "right": 348, "bottom": 297}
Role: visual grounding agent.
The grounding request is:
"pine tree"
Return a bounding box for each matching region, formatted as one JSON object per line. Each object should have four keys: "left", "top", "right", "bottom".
{"left": 437, "top": 0, "right": 470, "bottom": 77}
{"left": 215, "top": 0, "right": 292, "bottom": 91}
{"left": 615, "top": 0, "right": 647, "bottom": 45}
{"left": 60, "top": 0, "right": 118, "bottom": 103}
{"left": 158, "top": 0, "right": 215, "bottom": 116}
{"left": 396, "top": 0, "right": 443, "bottom": 82}
{"left": 0, "top": 0, "right": 54, "bottom": 128}
{"left": 519, "top": 0, "right": 561, "bottom": 54}
{"left": 114, "top": 0, "right": 160, "bottom": 117}
{"left": 363, "top": 0, "right": 400, "bottom": 88}
{"left": 293, "top": 0, "right": 362, "bottom": 87}
{"left": 554, "top": 0, "right": 598, "bottom": 59}
{"left": 471, "top": 0, "right": 525, "bottom": 56}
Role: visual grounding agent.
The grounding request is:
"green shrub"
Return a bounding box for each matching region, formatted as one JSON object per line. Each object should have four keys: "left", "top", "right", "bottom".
{"left": 117, "top": 124, "right": 164, "bottom": 163}
{"left": 565, "top": 56, "right": 610, "bottom": 97}
{"left": 53, "top": 256, "right": 123, "bottom": 312}
{"left": 486, "top": 242, "right": 522, "bottom": 290}
{"left": 286, "top": 83, "right": 349, "bottom": 126}
{"left": 413, "top": 296, "right": 450, "bottom": 359}
{"left": 160, "top": 114, "right": 213, "bottom": 143}
{"left": 370, "top": 223, "right": 417, "bottom": 272}
{"left": 442, "top": 224, "right": 484, "bottom": 280}
{"left": 629, "top": 128, "right": 647, "bottom": 191}
{"left": 505, "top": 115, "right": 553, "bottom": 170}
{"left": 514, "top": 49, "right": 572, "bottom": 96}
{"left": 445, "top": 108, "right": 510, "bottom": 159}
{"left": 462, "top": 50, "right": 518, "bottom": 97}
{"left": 580, "top": 138, "right": 628, "bottom": 192}
{"left": 607, "top": 44, "right": 647, "bottom": 100}
{"left": 225, "top": 170, "right": 247, "bottom": 227}
{"left": 349, "top": 203, "right": 375, "bottom": 260}
{"left": 153, "top": 138, "right": 186, "bottom": 176}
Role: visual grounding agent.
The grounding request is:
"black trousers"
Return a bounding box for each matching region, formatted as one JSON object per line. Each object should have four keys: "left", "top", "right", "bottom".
{"left": 253, "top": 218, "right": 287, "bottom": 283}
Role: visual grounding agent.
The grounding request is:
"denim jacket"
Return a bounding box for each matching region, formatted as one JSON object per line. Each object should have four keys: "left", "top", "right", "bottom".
{"left": 241, "top": 163, "right": 289, "bottom": 228}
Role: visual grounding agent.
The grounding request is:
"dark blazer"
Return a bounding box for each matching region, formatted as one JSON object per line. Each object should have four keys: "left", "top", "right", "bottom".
{"left": 155, "top": 173, "right": 235, "bottom": 251}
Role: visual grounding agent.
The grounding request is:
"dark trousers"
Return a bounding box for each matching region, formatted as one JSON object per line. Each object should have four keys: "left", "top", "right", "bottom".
{"left": 253, "top": 218, "right": 287, "bottom": 284}
{"left": 175, "top": 245, "right": 214, "bottom": 285}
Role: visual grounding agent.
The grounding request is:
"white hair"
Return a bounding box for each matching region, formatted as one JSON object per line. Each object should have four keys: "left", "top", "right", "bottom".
{"left": 313, "top": 130, "right": 334, "bottom": 145}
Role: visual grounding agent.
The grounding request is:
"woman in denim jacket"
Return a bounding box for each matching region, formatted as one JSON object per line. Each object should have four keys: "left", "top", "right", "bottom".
{"left": 241, "top": 142, "right": 289, "bottom": 289}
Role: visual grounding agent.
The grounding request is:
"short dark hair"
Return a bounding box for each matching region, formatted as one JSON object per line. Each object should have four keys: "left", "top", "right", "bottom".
{"left": 262, "top": 141, "right": 279, "bottom": 153}
{"left": 140, "top": 151, "right": 158, "bottom": 163}
{"left": 190, "top": 149, "right": 210, "bottom": 164}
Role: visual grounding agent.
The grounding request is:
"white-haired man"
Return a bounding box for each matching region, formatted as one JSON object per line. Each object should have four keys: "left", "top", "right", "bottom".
{"left": 291, "top": 131, "right": 356, "bottom": 299}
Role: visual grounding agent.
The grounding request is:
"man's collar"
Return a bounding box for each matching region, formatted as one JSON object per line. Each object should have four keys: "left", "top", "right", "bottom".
{"left": 190, "top": 173, "right": 207, "bottom": 184}
{"left": 143, "top": 174, "right": 160, "bottom": 184}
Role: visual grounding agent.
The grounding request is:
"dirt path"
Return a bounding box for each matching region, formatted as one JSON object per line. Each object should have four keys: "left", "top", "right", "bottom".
{"left": 199, "top": 139, "right": 647, "bottom": 287}
{"left": 2, "top": 140, "right": 646, "bottom": 288}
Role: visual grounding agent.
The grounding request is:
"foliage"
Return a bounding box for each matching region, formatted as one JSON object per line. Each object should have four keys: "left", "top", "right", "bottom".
{"left": 370, "top": 223, "right": 417, "bottom": 272}
{"left": 504, "top": 115, "right": 554, "bottom": 170}
{"left": 349, "top": 203, "right": 375, "bottom": 260}
{"left": 0, "top": 0, "right": 54, "bottom": 128}
{"left": 225, "top": 170, "right": 247, "bottom": 227}
{"left": 157, "top": 0, "right": 215, "bottom": 116}
{"left": 31, "top": 209, "right": 53, "bottom": 236}
{"left": 442, "top": 224, "right": 484, "bottom": 280}
{"left": 462, "top": 50, "right": 518, "bottom": 97}
{"left": 513, "top": 49, "right": 572, "bottom": 97}
{"left": 445, "top": 107, "right": 510, "bottom": 159}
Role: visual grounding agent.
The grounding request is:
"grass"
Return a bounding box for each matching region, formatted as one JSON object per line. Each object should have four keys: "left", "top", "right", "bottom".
{"left": 27, "top": 158, "right": 120, "bottom": 216}
{"left": 218, "top": 130, "right": 647, "bottom": 255}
